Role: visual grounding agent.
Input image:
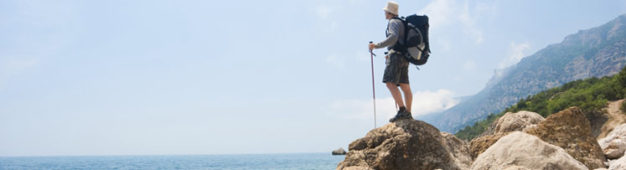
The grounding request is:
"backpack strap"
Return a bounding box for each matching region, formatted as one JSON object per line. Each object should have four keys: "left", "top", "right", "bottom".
{"left": 388, "top": 17, "right": 407, "bottom": 53}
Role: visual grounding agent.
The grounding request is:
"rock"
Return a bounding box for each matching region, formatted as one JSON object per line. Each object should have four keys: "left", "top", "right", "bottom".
{"left": 470, "top": 132, "right": 588, "bottom": 170}
{"left": 503, "top": 166, "right": 532, "bottom": 170}
{"left": 525, "top": 106, "right": 606, "bottom": 169}
{"left": 440, "top": 132, "right": 472, "bottom": 169}
{"left": 337, "top": 119, "right": 465, "bottom": 170}
{"left": 492, "top": 111, "right": 544, "bottom": 134}
{"left": 598, "top": 100, "right": 626, "bottom": 139}
{"left": 339, "top": 166, "right": 373, "bottom": 170}
{"left": 332, "top": 147, "right": 347, "bottom": 155}
{"left": 610, "top": 155, "right": 626, "bottom": 170}
{"left": 599, "top": 124, "right": 626, "bottom": 159}
{"left": 586, "top": 109, "right": 609, "bottom": 138}
{"left": 521, "top": 124, "right": 538, "bottom": 132}
{"left": 469, "top": 133, "right": 507, "bottom": 160}
{"left": 469, "top": 111, "right": 543, "bottom": 160}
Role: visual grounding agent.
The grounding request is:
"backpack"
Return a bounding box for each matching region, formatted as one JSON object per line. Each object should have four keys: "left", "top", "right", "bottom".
{"left": 392, "top": 15, "right": 431, "bottom": 66}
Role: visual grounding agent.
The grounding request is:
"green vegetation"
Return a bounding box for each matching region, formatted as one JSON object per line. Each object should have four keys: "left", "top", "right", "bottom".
{"left": 456, "top": 66, "right": 626, "bottom": 141}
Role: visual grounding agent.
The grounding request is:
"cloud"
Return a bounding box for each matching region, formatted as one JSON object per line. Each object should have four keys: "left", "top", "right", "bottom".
{"left": 410, "top": 89, "right": 459, "bottom": 116}
{"left": 498, "top": 41, "right": 530, "bottom": 69}
{"left": 420, "top": 0, "right": 497, "bottom": 45}
{"left": 458, "top": 1, "right": 484, "bottom": 44}
{"left": 327, "top": 89, "right": 459, "bottom": 121}
{"left": 420, "top": 0, "right": 455, "bottom": 28}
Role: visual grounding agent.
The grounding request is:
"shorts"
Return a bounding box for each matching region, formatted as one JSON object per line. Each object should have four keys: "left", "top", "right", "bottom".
{"left": 382, "top": 52, "right": 410, "bottom": 86}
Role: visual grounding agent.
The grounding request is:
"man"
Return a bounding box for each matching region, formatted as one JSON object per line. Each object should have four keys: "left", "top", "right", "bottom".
{"left": 368, "top": 1, "right": 413, "bottom": 122}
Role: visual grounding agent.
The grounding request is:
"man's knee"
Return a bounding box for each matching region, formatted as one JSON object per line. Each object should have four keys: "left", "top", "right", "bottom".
{"left": 399, "top": 83, "right": 411, "bottom": 90}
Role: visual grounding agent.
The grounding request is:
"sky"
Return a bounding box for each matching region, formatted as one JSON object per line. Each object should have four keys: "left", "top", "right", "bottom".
{"left": 1, "top": 0, "right": 625, "bottom": 156}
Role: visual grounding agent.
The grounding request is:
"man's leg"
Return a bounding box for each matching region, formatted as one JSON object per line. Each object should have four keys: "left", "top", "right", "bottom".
{"left": 399, "top": 83, "right": 412, "bottom": 113}
{"left": 386, "top": 82, "right": 405, "bottom": 109}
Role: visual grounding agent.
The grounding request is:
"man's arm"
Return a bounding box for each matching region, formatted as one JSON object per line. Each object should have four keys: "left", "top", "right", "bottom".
{"left": 375, "top": 20, "right": 402, "bottom": 49}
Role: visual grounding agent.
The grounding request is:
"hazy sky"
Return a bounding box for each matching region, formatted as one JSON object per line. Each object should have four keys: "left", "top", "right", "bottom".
{"left": 1, "top": 0, "right": 625, "bottom": 156}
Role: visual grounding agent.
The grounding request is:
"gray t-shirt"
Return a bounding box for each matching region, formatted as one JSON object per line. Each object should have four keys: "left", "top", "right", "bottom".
{"left": 375, "top": 18, "right": 405, "bottom": 50}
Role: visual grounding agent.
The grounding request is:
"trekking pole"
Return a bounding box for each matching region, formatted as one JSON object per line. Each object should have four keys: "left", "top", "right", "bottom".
{"left": 369, "top": 41, "right": 377, "bottom": 128}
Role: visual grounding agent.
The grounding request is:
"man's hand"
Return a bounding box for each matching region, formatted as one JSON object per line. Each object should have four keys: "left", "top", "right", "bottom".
{"left": 368, "top": 43, "right": 376, "bottom": 51}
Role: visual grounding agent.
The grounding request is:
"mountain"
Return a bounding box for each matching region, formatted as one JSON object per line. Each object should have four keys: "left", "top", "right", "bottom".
{"left": 456, "top": 66, "right": 626, "bottom": 141}
{"left": 423, "top": 14, "right": 626, "bottom": 133}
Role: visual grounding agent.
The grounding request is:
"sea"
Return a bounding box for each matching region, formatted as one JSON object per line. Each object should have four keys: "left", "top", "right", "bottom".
{"left": 0, "top": 153, "right": 344, "bottom": 170}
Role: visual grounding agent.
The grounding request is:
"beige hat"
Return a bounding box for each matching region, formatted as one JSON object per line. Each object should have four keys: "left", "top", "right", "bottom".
{"left": 383, "top": 1, "right": 399, "bottom": 16}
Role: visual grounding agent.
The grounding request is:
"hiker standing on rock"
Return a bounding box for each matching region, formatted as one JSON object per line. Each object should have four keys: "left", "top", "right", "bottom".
{"left": 369, "top": 1, "right": 413, "bottom": 122}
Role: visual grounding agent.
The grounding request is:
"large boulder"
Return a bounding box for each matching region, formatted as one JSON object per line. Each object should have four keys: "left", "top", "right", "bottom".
{"left": 598, "top": 100, "right": 626, "bottom": 139}
{"left": 440, "top": 132, "right": 472, "bottom": 169}
{"left": 470, "top": 132, "right": 588, "bottom": 170}
{"left": 332, "top": 147, "right": 347, "bottom": 155}
{"left": 469, "top": 133, "right": 507, "bottom": 160}
{"left": 599, "top": 123, "right": 626, "bottom": 159}
{"left": 337, "top": 119, "right": 467, "bottom": 170}
{"left": 492, "top": 111, "right": 544, "bottom": 134}
{"left": 609, "top": 155, "right": 626, "bottom": 170}
{"left": 469, "top": 111, "right": 543, "bottom": 160}
{"left": 525, "top": 106, "right": 606, "bottom": 169}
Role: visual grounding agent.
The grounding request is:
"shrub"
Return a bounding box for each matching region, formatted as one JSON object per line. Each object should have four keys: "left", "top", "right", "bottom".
{"left": 455, "top": 66, "right": 626, "bottom": 140}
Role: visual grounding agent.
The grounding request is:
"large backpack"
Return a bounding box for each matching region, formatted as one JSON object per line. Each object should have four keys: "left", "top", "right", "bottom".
{"left": 392, "top": 15, "right": 431, "bottom": 66}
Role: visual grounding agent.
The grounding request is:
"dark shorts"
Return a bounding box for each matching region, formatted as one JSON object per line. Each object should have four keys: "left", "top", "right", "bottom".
{"left": 383, "top": 52, "right": 410, "bottom": 86}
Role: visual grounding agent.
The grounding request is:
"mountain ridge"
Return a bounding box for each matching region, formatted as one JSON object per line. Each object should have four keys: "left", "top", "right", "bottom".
{"left": 423, "top": 14, "right": 626, "bottom": 133}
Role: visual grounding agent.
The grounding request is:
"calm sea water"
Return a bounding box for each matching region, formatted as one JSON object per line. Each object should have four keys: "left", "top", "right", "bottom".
{"left": 0, "top": 153, "right": 344, "bottom": 170}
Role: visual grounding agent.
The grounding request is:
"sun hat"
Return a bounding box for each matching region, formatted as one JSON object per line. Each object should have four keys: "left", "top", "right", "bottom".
{"left": 383, "top": 1, "right": 399, "bottom": 16}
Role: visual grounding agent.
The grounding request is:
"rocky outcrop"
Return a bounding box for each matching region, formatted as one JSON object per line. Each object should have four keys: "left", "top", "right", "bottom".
{"left": 469, "top": 133, "right": 507, "bottom": 160}
{"left": 525, "top": 106, "right": 606, "bottom": 169}
{"left": 332, "top": 148, "right": 347, "bottom": 155}
{"left": 469, "top": 111, "right": 544, "bottom": 159}
{"left": 470, "top": 132, "right": 588, "bottom": 170}
{"left": 337, "top": 119, "right": 468, "bottom": 170}
{"left": 492, "top": 111, "right": 544, "bottom": 134}
{"left": 598, "top": 100, "right": 626, "bottom": 139}
{"left": 586, "top": 109, "right": 609, "bottom": 138}
{"left": 502, "top": 166, "right": 532, "bottom": 170}
{"left": 441, "top": 132, "right": 472, "bottom": 169}
{"left": 610, "top": 155, "right": 626, "bottom": 170}
{"left": 599, "top": 124, "right": 626, "bottom": 159}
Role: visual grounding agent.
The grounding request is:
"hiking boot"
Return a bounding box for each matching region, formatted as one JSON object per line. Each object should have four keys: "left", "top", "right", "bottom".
{"left": 404, "top": 111, "right": 414, "bottom": 119}
{"left": 389, "top": 107, "right": 412, "bottom": 122}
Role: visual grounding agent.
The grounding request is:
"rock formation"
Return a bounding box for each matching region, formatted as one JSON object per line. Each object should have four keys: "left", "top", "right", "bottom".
{"left": 469, "top": 111, "right": 543, "bottom": 159}
{"left": 470, "top": 132, "right": 588, "bottom": 170}
{"left": 525, "top": 106, "right": 606, "bottom": 169}
{"left": 492, "top": 111, "right": 545, "bottom": 134}
{"left": 598, "top": 100, "right": 626, "bottom": 139}
{"left": 339, "top": 106, "right": 625, "bottom": 169}
{"left": 440, "top": 132, "right": 472, "bottom": 169}
{"left": 337, "top": 119, "right": 469, "bottom": 170}
{"left": 469, "top": 133, "right": 507, "bottom": 160}
{"left": 332, "top": 147, "right": 347, "bottom": 155}
{"left": 599, "top": 123, "right": 626, "bottom": 159}
{"left": 609, "top": 155, "right": 626, "bottom": 170}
